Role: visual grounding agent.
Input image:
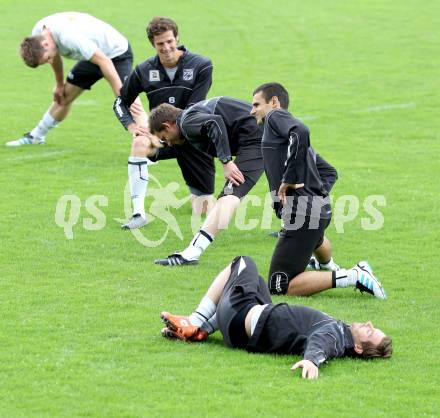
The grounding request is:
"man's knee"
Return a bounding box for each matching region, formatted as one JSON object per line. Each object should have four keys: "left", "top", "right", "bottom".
{"left": 217, "top": 194, "right": 241, "bottom": 211}
{"left": 286, "top": 279, "right": 306, "bottom": 297}
{"left": 209, "top": 195, "right": 241, "bottom": 231}
{"left": 131, "top": 135, "right": 151, "bottom": 157}
{"left": 231, "top": 255, "right": 258, "bottom": 275}
{"left": 61, "top": 94, "right": 77, "bottom": 106}
{"left": 53, "top": 94, "right": 75, "bottom": 109}
{"left": 191, "top": 194, "right": 215, "bottom": 215}
{"left": 62, "top": 83, "right": 83, "bottom": 106}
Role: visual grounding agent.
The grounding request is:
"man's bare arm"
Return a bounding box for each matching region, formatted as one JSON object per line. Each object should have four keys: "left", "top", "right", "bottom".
{"left": 50, "top": 53, "right": 64, "bottom": 104}
{"left": 90, "top": 49, "right": 122, "bottom": 96}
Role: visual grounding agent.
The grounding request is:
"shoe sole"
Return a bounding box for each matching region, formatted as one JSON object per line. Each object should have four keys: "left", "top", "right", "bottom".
{"left": 160, "top": 312, "right": 198, "bottom": 339}
{"left": 160, "top": 312, "right": 183, "bottom": 332}
{"left": 161, "top": 327, "right": 182, "bottom": 340}
{"left": 154, "top": 258, "right": 199, "bottom": 266}
{"left": 161, "top": 312, "right": 173, "bottom": 329}
{"left": 121, "top": 222, "right": 146, "bottom": 230}
{"left": 6, "top": 141, "right": 45, "bottom": 147}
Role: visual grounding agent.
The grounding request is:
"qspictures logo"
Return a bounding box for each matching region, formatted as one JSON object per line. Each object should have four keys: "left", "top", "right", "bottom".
{"left": 55, "top": 177, "right": 386, "bottom": 247}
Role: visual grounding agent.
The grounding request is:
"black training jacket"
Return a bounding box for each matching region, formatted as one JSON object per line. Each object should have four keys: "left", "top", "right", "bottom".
{"left": 247, "top": 303, "right": 356, "bottom": 367}
{"left": 262, "top": 109, "right": 336, "bottom": 219}
{"left": 114, "top": 46, "right": 213, "bottom": 129}
{"left": 176, "top": 96, "right": 262, "bottom": 162}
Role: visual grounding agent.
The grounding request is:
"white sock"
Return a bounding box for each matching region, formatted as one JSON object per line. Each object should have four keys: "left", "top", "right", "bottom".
{"left": 128, "top": 157, "right": 149, "bottom": 218}
{"left": 334, "top": 268, "right": 357, "bottom": 288}
{"left": 320, "top": 257, "right": 337, "bottom": 271}
{"left": 189, "top": 296, "right": 217, "bottom": 327}
{"left": 181, "top": 230, "right": 214, "bottom": 260}
{"left": 30, "top": 111, "right": 59, "bottom": 140}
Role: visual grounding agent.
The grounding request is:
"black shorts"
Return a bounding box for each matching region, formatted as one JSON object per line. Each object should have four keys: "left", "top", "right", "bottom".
{"left": 66, "top": 44, "right": 133, "bottom": 90}
{"left": 153, "top": 142, "right": 215, "bottom": 195}
{"left": 268, "top": 217, "right": 331, "bottom": 287}
{"left": 217, "top": 256, "right": 272, "bottom": 348}
{"left": 218, "top": 144, "right": 264, "bottom": 199}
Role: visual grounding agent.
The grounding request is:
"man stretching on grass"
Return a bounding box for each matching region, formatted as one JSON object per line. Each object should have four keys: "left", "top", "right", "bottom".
{"left": 113, "top": 16, "right": 215, "bottom": 228}
{"left": 149, "top": 97, "right": 264, "bottom": 266}
{"left": 7, "top": 12, "right": 146, "bottom": 147}
{"left": 160, "top": 256, "right": 392, "bottom": 379}
{"left": 249, "top": 83, "right": 388, "bottom": 298}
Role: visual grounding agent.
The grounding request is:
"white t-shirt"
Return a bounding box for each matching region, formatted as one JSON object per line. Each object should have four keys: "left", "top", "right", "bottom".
{"left": 32, "top": 12, "right": 128, "bottom": 61}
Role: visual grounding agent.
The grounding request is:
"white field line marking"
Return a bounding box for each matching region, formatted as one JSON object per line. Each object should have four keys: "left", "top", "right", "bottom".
{"left": 5, "top": 150, "right": 73, "bottom": 162}
{"left": 299, "top": 102, "right": 415, "bottom": 121}
{"left": 75, "top": 99, "right": 98, "bottom": 106}
{"left": 351, "top": 103, "right": 416, "bottom": 113}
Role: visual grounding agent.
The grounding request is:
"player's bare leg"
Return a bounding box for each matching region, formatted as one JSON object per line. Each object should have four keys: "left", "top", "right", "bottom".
{"left": 308, "top": 236, "right": 339, "bottom": 271}
{"left": 200, "top": 195, "right": 240, "bottom": 236}
{"left": 155, "top": 195, "right": 241, "bottom": 266}
{"left": 161, "top": 263, "right": 232, "bottom": 340}
{"left": 190, "top": 194, "right": 216, "bottom": 234}
{"left": 286, "top": 262, "right": 386, "bottom": 299}
{"left": 6, "top": 82, "right": 83, "bottom": 146}
{"left": 287, "top": 271, "right": 333, "bottom": 296}
{"left": 191, "top": 194, "right": 215, "bottom": 216}
{"left": 49, "top": 82, "right": 84, "bottom": 120}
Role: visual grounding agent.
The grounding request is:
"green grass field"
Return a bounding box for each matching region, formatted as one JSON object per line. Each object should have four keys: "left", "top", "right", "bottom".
{"left": 1, "top": 0, "right": 439, "bottom": 416}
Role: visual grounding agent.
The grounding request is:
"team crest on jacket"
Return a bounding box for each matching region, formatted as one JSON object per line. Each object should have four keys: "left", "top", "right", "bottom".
{"left": 149, "top": 70, "right": 160, "bottom": 82}
{"left": 183, "top": 69, "right": 194, "bottom": 81}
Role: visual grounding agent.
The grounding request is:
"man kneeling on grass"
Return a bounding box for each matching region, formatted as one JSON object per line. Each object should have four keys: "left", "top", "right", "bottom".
{"left": 160, "top": 256, "right": 392, "bottom": 380}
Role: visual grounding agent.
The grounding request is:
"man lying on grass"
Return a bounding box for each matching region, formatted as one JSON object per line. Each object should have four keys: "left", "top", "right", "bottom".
{"left": 160, "top": 255, "right": 392, "bottom": 379}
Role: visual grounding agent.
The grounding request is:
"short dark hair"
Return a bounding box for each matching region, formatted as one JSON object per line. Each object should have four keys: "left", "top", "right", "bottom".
{"left": 361, "top": 336, "right": 393, "bottom": 359}
{"left": 146, "top": 17, "right": 179, "bottom": 46}
{"left": 20, "top": 35, "right": 45, "bottom": 68}
{"left": 149, "top": 103, "right": 183, "bottom": 134}
{"left": 253, "top": 82, "right": 289, "bottom": 109}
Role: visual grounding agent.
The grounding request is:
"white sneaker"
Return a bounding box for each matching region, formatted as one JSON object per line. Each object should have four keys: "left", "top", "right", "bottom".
{"left": 307, "top": 256, "right": 321, "bottom": 270}
{"left": 121, "top": 214, "right": 146, "bottom": 230}
{"left": 6, "top": 132, "right": 45, "bottom": 147}
{"left": 354, "top": 261, "right": 387, "bottom": 300}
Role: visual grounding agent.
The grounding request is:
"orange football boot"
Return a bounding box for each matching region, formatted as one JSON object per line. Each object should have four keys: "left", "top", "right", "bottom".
{"left": 161, "top": 326, "right": 209, "bottom": 342}
{"left": 160, "top": 311, "right": 199, "bottom": 339}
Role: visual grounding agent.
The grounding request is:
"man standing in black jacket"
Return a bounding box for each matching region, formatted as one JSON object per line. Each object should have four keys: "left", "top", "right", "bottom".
{"left": 160, "top": 256, "right": 393, "bottom": 380}
{"left": 148, "top": 97, "right": 265, "bottom": 266}
{"left": 249, "top": 83, "right": 387, "bottom": 298}
{"left": 114, "top": 17, "right": 215, "bottom": 229}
